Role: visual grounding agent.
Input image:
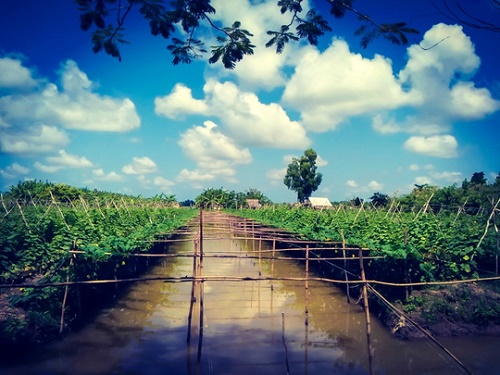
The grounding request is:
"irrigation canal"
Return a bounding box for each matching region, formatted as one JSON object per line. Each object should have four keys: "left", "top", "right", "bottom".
{"left": 2, "top": 211, "right": 500, "bottom": 374}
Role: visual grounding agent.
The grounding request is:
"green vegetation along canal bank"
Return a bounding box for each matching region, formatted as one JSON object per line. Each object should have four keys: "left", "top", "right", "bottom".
{"left": 1, "top": 180, "right": 499, "bottom": 356}
{"left": 230, "top": 205, "right": 500, "bottom": 339}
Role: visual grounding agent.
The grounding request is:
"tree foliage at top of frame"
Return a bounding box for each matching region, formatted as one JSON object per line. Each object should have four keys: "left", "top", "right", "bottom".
{"left": 74, "top": 0, "right": 420, "bottom": 69}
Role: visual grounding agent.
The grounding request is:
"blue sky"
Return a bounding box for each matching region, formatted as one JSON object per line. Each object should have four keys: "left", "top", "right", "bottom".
{"left": 0, "top": 0, "right": 499, "bottom": 203}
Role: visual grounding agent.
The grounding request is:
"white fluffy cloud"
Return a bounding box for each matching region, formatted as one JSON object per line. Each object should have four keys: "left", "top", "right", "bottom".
{"left": 266, "top": 168, "right": 286, "bottom": 185}
{"left": 375, "top": 24, "right": 500, "bottom": 136}
{"left": 0, "top": 59, "right": 140, "bottom": 152}
{"left": 177, "top": 169, "right": 215, "bottom": 182}
{"left": 0, "top": 162, "right": 30, "bottom": 179}
{"left": 122, "top": 156, "right": 158, "bottom": 175}
{"left": 177, "top": 120, "right": 252, "bottom": 183}
{"left": 34, "top": 162, "right": 63, "bottom": 173}
{"left": 404, "top": 24, "right": 498, "bottom": 116}
{"left": 34, "top": 150, "right": 93, "bottom": 173}
{"left": 208, "top": 0, "right": 296, "bottom": 90}
{"left": 366, "top": 24, "right": 499, "bottom": 165}
{"left": 430, "top": 171, "right": 463, "bottom": 183}
{"left": 155, "top": 83, "right": 208, "bottom": 118}
{"left": 0, "top": 124, "right": 69, "bottom": 154}
{"left": 346, "top": 180, "right": 359, "bottom": 188}
{"left": 92, "top": 168, "right": 123, "bottom": 182}
{"left": 404, "top": 135, "right": 458, "bottom": 158}
{"left": 368, "top": 180, "right": 384, "bottom": 191}
{"left": 156, "top": 79, "right": 310, "bottom": 149}
{"left": 0, "top": 56, "right": 37, "bottom": 88}
{"left": 282, "top": 40, "right": 410, "bottom": 132}
{"left": 46, "top": 149, "right": 93, "bottom": 168}
{"left": 345, "top": 179, "right": 384, "bottom": 195}
{"left": 153, "top": 176, "right": 175, "bottom": 192}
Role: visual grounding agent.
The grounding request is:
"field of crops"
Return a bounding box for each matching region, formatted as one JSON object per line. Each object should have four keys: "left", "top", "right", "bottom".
{"left": 231, "top": 205, "right": 499, "bottom": 282}
{"left": 0, "top": 195, "right": 197, "bottom": 347}
{"left": 1, "top": 179, "right": 499, "bottom": 348}
{"left": 229, "top": 204, "right": 500, "bottom": 334}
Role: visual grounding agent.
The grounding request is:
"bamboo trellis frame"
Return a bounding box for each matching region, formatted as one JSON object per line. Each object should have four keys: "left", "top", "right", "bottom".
{"left": 0, "top": 203, "right": 491, "bottom": 374}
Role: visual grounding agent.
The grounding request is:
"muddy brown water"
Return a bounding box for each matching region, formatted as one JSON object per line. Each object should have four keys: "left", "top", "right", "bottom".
{"left": 2, "top": 219, "right": 500, "bottom": 375}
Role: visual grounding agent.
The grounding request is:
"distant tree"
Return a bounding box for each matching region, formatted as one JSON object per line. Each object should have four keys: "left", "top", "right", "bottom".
{"left": 470, "top": 171, "right": 487, "bottom": 185}
{"left": 414, "top": 183, "right": 429, "bottom": 190}
{"left": 180, "top": 199, "right": 195, "bottom": 207}
{"left": 351, "top": 197, "right": 364, "bottom": 207}
{"left": 432, "top": 185, "right": 463, "bottom": 207}
{"left": 284, "top": 148, "right": 322, "bottom": 203}
{"left": 245, "top": 188, "right": 272, "bottom": 205}
{"left": 370, "top": 192, "right": 389, "bottom": 207}
{"left": 195, "top": 187, "right": 234, "bottom": 209}
{"left": 150, "top": 193, "right": 177, "bottom": 204}
{"left": 74, "top": 0, "right": 419, "bottom": 69}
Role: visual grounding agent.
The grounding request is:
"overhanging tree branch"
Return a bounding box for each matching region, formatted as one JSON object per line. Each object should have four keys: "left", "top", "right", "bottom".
{"left": 432, "top": 0, "right": 500, "bottom": 32}
{"left": 74, "top": 0, "right": 497, "bottom": 69}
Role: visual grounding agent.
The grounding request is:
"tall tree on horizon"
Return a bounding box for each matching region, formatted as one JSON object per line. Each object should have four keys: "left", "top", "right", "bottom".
{"left": 284, "top": 148, "right": 323, "bottom": 203}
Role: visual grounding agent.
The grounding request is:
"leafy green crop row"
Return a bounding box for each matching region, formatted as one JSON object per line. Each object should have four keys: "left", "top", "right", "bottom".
{"left": 0, "top": 202, "right": 197, "bottom": 345}
{"left": 1, "top": 204, "right": 197, "bottom": 283}
{"left": 229, "top": 205, "right": 497, "bottom": 284}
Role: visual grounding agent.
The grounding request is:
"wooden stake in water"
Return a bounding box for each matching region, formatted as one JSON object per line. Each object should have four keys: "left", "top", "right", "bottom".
{"left": 305, "top": 245, "right": 309, "bottom": 326}
{"left": 359, "top": 249, "right": 374, "bottom": 375}
{"left": 282, "top": 312, "right": 290, "bottom": 375}
{"left": 197, "top": 207, "right": 205, "bottom": 363}
{"left": 186, "top": 236, "right": 198, "bottom": 343}
{"left": 59, "top": 255, "right": 74, "bottom": 334}
{"left": 341, "top": 230, "right": 350, "bottom": 304}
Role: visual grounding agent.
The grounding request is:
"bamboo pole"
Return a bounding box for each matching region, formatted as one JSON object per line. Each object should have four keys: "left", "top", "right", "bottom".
{"left": 15, "top": 200, "right": 31, "bottom": 232}
{"left": 341, "top": 230, "right": 351, "bottom": 304}
{"left": 369, "top": 286, "right": 473, "bottom": 375}
{"left": 1, "top": 196, "right": 15, "bottom": 222}
{"left": 414, "top": 193, "right": 435, "bottom": 221}
{"left": 0, "top": 193, "right": 8, "bottom": 214}
{"left": 258, "top": 236, "right": 262, "bottom": 276}
{"left": 353, "top": 201, "right": 365, "bottom": 223}
{"left": 453, "top": 197, "right": 469, "bottom": 224}
{"left": 5, "top": 273, "right": 500, "bottom": 290}
{"left": 305, "top": 245, "right": 309, "bottom": 326}
{"left": 50, "top": 191, "right": 70, "bottom": 231}
{"left": 94, "top": 198, "right": 105, "bottom": 218}
{"left": 359, "top": 249, "right": 374, "bottom": 375}
{"left": 197, "top": 207, "right": 205, "bottom": 363}
{"left": 186, "top": 236, "right": 198, "bottom": 343}
{"left": 495, "top": 221, "right": 499, "bottom": 277}
{"left": 59, "top": 256, "right": 74, "bottom": 334}
{"left": 404, "top": 230, "right": 410, "bottom": 301}
{"left": 477, "top": 198, "right": 500, "bottom": 249}
{"left": 282, "top": 312, "right": 290, "bottom": 375}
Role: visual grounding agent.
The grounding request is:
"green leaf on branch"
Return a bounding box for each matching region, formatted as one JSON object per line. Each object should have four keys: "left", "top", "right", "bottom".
{"left": 209, "top": 22, "right": 255, "bottom": 69}
{"left": 296, "top": 10, "right": 332, "bottom": 45}
{"left": 167, "top": 38, "right": 207, "bottom": 65}
{"left": 355, "top": 21, "right": 418, "bottom": 49}
{"left": 266, "top": 25, "right": 299, "bottom": 54}
{"left": 277, "top": 0, "right": 303, "bottom": 14}
{"left": 329, "top": 0, "right": 354, "bottom": 19}
{"left": 91, "top": 25, "right": 129, "bottom": 61}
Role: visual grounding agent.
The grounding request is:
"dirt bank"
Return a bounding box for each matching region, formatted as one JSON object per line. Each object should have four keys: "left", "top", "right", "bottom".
{"left": 386, "top": 283, "right": 500, "bottom": 339}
